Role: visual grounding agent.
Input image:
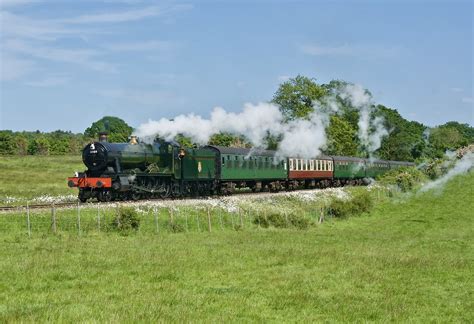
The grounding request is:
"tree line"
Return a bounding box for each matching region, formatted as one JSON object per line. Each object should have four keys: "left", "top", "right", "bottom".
{"left": 1, "top": 76, "right": 472, "bottom": 161}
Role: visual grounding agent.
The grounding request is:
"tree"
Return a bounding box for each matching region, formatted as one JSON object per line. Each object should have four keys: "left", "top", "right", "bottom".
{"left": 325, "top": 116, "right": 358, "bottom": 156}
{"left": 28, "top": 136, "right": 50, "bottom": 155}
{"left": 272, "top": 75, "right": 327, "bottom": 121}
{"left": 84, "top": 116, "right": 133, "bottom": 143}
{"left": 208, "top": 132, "right": 250, "bottom": 148}
{"left": 374, "top": 105, "right": 427, "bottom": 161}
{"left": 429, "top": 127, "right": 465, "bottom": 155}
{"left": 0, "top": 131, "right": 15, "bottom": 155}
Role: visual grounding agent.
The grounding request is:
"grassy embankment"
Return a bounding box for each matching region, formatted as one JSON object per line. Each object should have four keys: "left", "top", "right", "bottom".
{"left": 0, "top": 165, "right": 472, "bottom": 321}
{"left": 0, "top": 155, "right": 83, "bottom": 204}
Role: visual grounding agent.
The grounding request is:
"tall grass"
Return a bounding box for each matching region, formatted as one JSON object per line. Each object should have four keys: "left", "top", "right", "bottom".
{"left": 0, "top": 172, "right": 472, "bottom": 321}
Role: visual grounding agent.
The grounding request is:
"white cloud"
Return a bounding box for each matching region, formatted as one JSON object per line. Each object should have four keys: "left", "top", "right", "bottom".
{"left": 58, "top": 4, "right": 192, "bottom": 24}
{"left": 451, "top": 87, "right": 464, "bottom": 93}
{"left": 461, "top": 97, "right": 473, "bottom": 104}
{"left": 0, "top": 3, "right": 191, "bottom": 82}
{"left": 4, "top": 39, "right": 116, "bottom": 72}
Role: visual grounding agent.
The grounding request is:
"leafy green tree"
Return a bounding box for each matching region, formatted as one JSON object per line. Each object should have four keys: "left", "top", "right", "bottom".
{"left": 84, "top": 116, "right": 133, "bottom": 143}
{"left": 174, "top": 134, "right": 194, "bottom": 148}
{"left": 28, "top": 136, "right": 50, "bottom": 155}
{"left": 429, "top": 127, "right": 465, "bottom": 155}
{"left": 208, "top": 132, "right": 250, "bottom": 147}
{"left": 272, "top": 75, "right": 327, "bottom": 121}
{"left": 325, "top": 116, "right": 358, "bottom": 156}
{"left": 0, "top": 131, "right": 15, "bottom": 155}
{"left": 15, "top": 135, "right": 29, "bottom": 155}
{"left": 375, "top": 105, "right": 426, "bottom": 161}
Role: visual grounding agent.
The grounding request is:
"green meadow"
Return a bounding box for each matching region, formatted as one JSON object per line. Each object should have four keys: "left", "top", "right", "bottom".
{"left": 0, "top": 168, "right": 472, "bottom": 321}
{"left": 0, "top": 155, "right": 83, "bottom": 204}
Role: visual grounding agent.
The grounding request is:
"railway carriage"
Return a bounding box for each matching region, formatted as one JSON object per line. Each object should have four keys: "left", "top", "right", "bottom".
{"left": 206, "top": 146, "right": 287, "bottom": 193}
{"left": 332, "top": 156, "right": 366, "bottom": 185}
{"left": 288, "top": 156, "right": 333, "bottom": 188}
{"left": 365, "top": 159, "right": 391, "bottom": 178}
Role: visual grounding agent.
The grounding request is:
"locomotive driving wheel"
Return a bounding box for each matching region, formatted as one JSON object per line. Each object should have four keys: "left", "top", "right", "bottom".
{"left": 98, "top": 190, "right": 112, "bottom": 202}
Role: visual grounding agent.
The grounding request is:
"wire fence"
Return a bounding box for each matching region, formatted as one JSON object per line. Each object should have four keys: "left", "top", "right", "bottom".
{"left": 0, "top": 203, "right": 328, "bottom": 237}
{"left": 0, "top": 186, "right": 397, "bottom": 237}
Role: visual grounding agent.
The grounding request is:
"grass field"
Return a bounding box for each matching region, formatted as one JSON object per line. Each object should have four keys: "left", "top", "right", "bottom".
{"left": 0, "top": 155, "right": 83, "bottom": 204}
{"left": 0, "top": 169, "right": 472, "bottom": 321}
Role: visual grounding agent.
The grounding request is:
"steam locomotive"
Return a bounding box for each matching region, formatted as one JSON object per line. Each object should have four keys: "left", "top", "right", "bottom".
{"left": 68, "top": 133, "right": 414, "bottom": 202}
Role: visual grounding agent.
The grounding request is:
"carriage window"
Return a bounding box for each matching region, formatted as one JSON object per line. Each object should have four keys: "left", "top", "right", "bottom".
{"left": 222, "top": 157, "right": 225, "bottom": 165}
{"left": 310, "top": 160, "right": 314, "bottom": 170}
{"left": 289, "top": 159, "right": 294, "bottom": 170}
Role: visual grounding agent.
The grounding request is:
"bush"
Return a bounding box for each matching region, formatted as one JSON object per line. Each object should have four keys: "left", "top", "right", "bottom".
{"left": 327, "top": 191, "right": 373, "bottom": 218}
{"left": 168, "top": 222, "right": 185, "bottom": 233}
{"left": 109, "top": 207, "right": 140, "bottom": 232}
{"left": 253, "top": 212, "right": 310, "bottom": 230}
{"left": 378, "top": 166, "right": 427, "bottom": 192}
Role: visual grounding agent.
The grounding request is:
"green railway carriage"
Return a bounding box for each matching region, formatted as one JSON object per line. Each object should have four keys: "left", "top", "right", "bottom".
{"left": 333, "top": 156, "right": 366, "bottom": 179}
{"left": 365, "top": 159, "right": 391, "bottom": 178}
{"left": 177, "top": 147, "right": 218, "bottom": 181}
{"left": 206, "top": 146, "right": 287, "bottom": 181}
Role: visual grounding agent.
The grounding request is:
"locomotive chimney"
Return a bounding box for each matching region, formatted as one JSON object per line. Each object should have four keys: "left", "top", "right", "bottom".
{"left": 130, "top": 135, "right": 138, "bottom": 145}
{"left": 99, "top": 132, "right": 108, "bottom": 142}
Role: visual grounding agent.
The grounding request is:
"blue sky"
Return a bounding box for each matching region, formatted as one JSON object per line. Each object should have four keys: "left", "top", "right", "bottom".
{"left": 0, "top": 0, "right": 472, "bottom": 133}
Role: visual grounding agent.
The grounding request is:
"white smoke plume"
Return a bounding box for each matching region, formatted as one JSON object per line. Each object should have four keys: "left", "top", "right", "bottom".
{"left": 420, "top": 152, "right": 474, "bottom": 192}
{"left": 135, "top": 102, "right": 330, "bottom": 159}
{"left": 134, "top": 82, "right": 390, "bottom": 159}
{"left": 135, "top": 103, "right": 283, "bottom": 146}
{"left": 337, "top": 83, "right": 389, "bottom": 155}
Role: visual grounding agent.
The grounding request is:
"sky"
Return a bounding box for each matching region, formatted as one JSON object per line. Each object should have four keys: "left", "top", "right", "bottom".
{"left": 0, "top": 0, "right": 472, "bottom": 133}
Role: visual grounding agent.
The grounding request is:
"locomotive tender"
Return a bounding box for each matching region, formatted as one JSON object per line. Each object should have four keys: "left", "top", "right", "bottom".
{"left": 68, "top": 135, "right": 414, "bottom": 202}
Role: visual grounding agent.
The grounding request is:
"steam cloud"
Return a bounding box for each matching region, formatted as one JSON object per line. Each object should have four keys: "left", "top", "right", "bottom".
{"left": 134, "top": 83, "right": 390, "bottom": 159}
{"left": 420, "top": 152, "right": 474, "bottom": 192}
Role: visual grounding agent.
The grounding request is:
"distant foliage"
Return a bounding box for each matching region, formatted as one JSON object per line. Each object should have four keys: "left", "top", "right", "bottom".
{"left": 84, "top": 116, "right": 133, "bottom": 143}
{"left": 272, "top": 75, "right": 327, "bottom": 121}
{"left": 0, "top": 130, "right": 87, "bottom": 156}
{"left": 327, "top": 191, "right": 374, "bottom": 218}
{"left": 109, "top": 207, "right": 140, "bottom": 232}
{"left": 377, "top": 167, "right": 427, "bottom": 192}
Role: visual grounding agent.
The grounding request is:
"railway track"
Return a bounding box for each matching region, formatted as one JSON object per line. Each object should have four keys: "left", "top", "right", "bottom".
{"left": 0, "top": 186, "right": 350, "bottom": 212}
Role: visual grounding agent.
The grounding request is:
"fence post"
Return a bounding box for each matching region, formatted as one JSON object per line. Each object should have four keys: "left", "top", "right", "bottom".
{"left": 169, "top": 208, "right": 174, "bottom": 225}
{"left": 184, "top": 208, "right": 188, "bottom": 232}
{"left": 97, "top": 204, "right": 101, "bottom": 232}
{"left": 207, "top": 207, "right": 212, "bottom": 233}
{"left": 248, "top": 209, "right": 252, "bottom": 228}
{"left": 154, "top": 208, "right": 159, "bottom": 234}
{"left": 239, "top": 208, "right": 244, "bottom": 228}
{"left": 219, "top": 209, "right": 223, "bottom": 230}
{"left": 196, "top": 211, "right": 201, "bottom": 232}
{"left": 319, "top": 207, "right": 324, "bottom": 224}
{"left": 51, "top": 204, "right": 57, "bottom": 234}
{"left": 26, "top": 201, "right": 31, "bottom": 237}
{"left": 77, "top": 201, "right": 81, "bottom": 236}
{"left": 231, "top": 211, "right": 235, "bottom": 230}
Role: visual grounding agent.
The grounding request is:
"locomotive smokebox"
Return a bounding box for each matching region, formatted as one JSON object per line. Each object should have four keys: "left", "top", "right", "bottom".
{"left": 99, "top": 132, "right": 108, "bottom": 142}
